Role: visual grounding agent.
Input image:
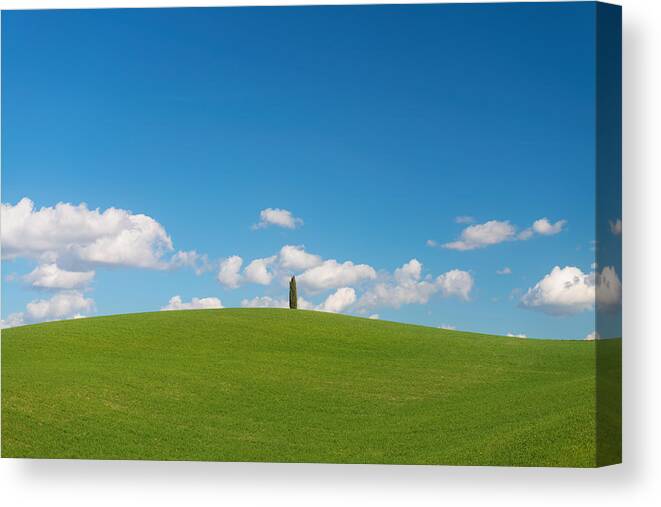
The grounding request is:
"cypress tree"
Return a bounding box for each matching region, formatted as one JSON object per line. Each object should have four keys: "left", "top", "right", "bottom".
{"left": 289, "top": 276, "right": 298, "bottom": 309}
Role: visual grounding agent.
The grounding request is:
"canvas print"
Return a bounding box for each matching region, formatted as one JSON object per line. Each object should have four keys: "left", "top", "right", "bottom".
{"left": 1, "top": 2, "right": 621, "bottom": 467}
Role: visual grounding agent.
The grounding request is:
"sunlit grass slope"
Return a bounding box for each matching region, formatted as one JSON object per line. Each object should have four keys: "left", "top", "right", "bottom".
{"left": 1, "top": 309, "right": 619, "bottom": 466}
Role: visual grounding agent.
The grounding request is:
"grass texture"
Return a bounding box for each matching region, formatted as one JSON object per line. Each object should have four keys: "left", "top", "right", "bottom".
{"left": 1, "top": 308, "right": 620, "bottom": 466}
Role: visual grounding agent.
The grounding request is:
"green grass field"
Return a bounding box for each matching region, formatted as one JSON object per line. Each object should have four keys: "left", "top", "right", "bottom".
{"left": 1, "top": 308, "right": 620, "bottom": 466}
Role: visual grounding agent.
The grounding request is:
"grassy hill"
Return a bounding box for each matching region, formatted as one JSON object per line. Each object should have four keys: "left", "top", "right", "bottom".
{"left": 1, "top": 309, "right": 620, "bottom": 466}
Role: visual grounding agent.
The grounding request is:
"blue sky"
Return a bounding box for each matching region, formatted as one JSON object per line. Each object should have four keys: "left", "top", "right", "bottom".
{"left": 1, "top": 3, "right": 621, "bottom": 339}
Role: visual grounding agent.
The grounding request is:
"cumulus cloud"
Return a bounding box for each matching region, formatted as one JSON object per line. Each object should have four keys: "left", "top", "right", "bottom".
{"left": 161, "top": 295, "right": 223, "bottom": 311}
{"left": 368, "top": 314, "right": 380, "bottom": 320}
{"left": 520, "top": 265, "right": 621, "bottom": 316}
{"left": 240, "top": 293, "right": 327, "bottom": 312}
{"left": 596, "top": 265, "right": 622, "bottom": 312}
{"left": 496, "top": 267, "right": 512, "bottom": 275}
{"left": 278, "top": 245, "right": 322, "bottom": 271}
{"left": 217, "top": 245, "right": 374, "bottom": 292}
{"left": 297, "top": 259, "right": 376, "bottom": 292}
{"left": 25, "top": 291, "right": 94, "bottom": 321}
{"left": 240, "top": 296, "right": 289, "bottom": 308}
{"left": 609, "top": 219, "right": 622, "bottom": 236}
{"left": 218, "top": 255, "right": 243, "bottom": 288}
{"left": 170, "top": 250, "right": 213, "bottom": 275}
{"left": 253, "top": 208, "right": 303, "bottom": 230}
{"left": 24, "top": 263, "right": 95, "bottom": 289}
{"left": 520, "top": 266, "right": 595, "bottom": 316}
{"left": 244, "top": 256, "right": 277, "bottom": 285}
{"left": 357, "top": 280, "right": 436, "bottom": 309}
{"left": 358, "top": 259, "right": 473, "bottom": 310}
{"left": 442, "top": 217, "right": 567, "bottom": 251}
{"left": 0, "top": 197, "right": 205, "bottom": 273}
{"left": 518, "top": 218, "right": 567, "bottom": 240}
{"left": 507, "top": 332, "right": 527, "bottom": 338}
{"left": 394, "top": 258, "right": 423, "bottom": 285}
{"left": 225, "top": 250, "right": 473, "bottom": 315}
{"left": 0, "top": 313, "right": 27, "bottom": 329}
{"left": 455, "top": 216, "right": 475, "bottom": 224}
{"left": 443, "top": 220, "right": 517, "bottom": 250}
{"left": 531, "top": 218, "right": 567, "bottom": 236}
{"left": 437, "top": 269, "right": 474, "bottom": 300}
{"left": 1, "top": 290, "right": 95, "bottom": 328}
{"left": 585, "top": 331, "right": 600, "bottom": 341}
{"left": 318, "top": 287, "right": 356, "bottom": 313}
{"left": 440, "top": 324, "right": 456, "bottom": 330}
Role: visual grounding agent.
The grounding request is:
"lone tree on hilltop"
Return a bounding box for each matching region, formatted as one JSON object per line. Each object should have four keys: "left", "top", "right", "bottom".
{"left": 289, "top": 276, "right": 298, "bottom": 310}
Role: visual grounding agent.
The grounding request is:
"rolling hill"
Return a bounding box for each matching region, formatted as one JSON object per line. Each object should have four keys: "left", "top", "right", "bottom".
{"left": 1, "top": 308, "right": 620, "bottom": 466}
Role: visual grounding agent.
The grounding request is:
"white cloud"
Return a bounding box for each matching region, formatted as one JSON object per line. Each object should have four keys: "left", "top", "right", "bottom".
{"left": 240, "top": 296, "right": 289, "bottom": 308}
{"left": 218, "top": 246, "right": 371, "bottom": 292}
{"left": 218, "top": 255, "right": 243, "bottom": 288}
{"left": 24, "top": 263, "right": 95, "bottom": 289}
{"left": 585, "top": 331, "right": 600, "bottom": 341}
{"left": 520, "top": 266, "right": 595, "bottom": 316}
{"left": 443, "top": 217, "right": 567, "bottom": 251}
{"left": 520, "top": 265, "right": 621, "bottom": 316}
{"left": 253, "top": 208, "right": 303, "bottom": 230}
{"left": 170, "top": 250, "right": 212, "bottom": 275}
{"left": 532, "top": 218, "right": 567, "bottom": 236}
{"left": 244, "top": 256, "right": 277, "bottom": 285}
{"left": 426, "top": 239, "right": 438, "bottom": 247}
{"left": 496, "top": 267, "right": 512, "bottom": 275}
{"left": 443, "top": 220, "right": 517, "bottom": 250}
{"left": 2, "top": 290, "right": 95, "bottom": 328}
{"left": 240, "top": 293, "right": 330, "bottom": 312}
{"left": 394, "top": 258, "right": 423, "bottom": 285}
{"left": 0, "top": 197, "right": 195, "bottom": 271}
{"left": 161, "top": 295, "right": 223, "bottom": 311}
{"left": 357, "top": 280, "right": 435, "bottom": 310}
{"left": 318, "top": 287, "right": 356, "bottom": 313}
{"left": 296, "top": 297, "right": 316, "bottom": 310}
{"left": 609, "top": 219, "right": 622, "bottom": 236}
{"left": 278, "top": 245, "right": 322, "bottom": 271}
{"left": 368, "top": 314, "right": 380, "bottom": 320}
{"left": 437, "top": 269, "right": 474, "bottom": 301}
{"left": 221, "top": 251, "right": 473, "bottom": 316}
{"left": 298, "top": 259, "right": 376, "bottom": 291}
{"left": 26, "top": 291, "right": 94, "bottom": 321}
{"left": 507, "top": 332, "right": 527, "bottom": 338}
{"left": 596, "top": 265, "right": 622, "bottom": 312}
{"left": 358, "top": 260, "right": 473, "bottom": 309}
{"left": 237, "top": 260, "right": 473, "bottom": 315}
{"left": 455, "top": 216, "right": 475, "bottom": 224}
{"left": 440, "top": 324, "right": 456, "bottom": 330}
{"left": 0, "top": 312, "right": 26, "bottom": 329}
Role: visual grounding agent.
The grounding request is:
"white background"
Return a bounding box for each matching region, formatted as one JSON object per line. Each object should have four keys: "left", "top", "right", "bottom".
{"left": 0, "top": 0, "right": 659, "bottom": 505}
